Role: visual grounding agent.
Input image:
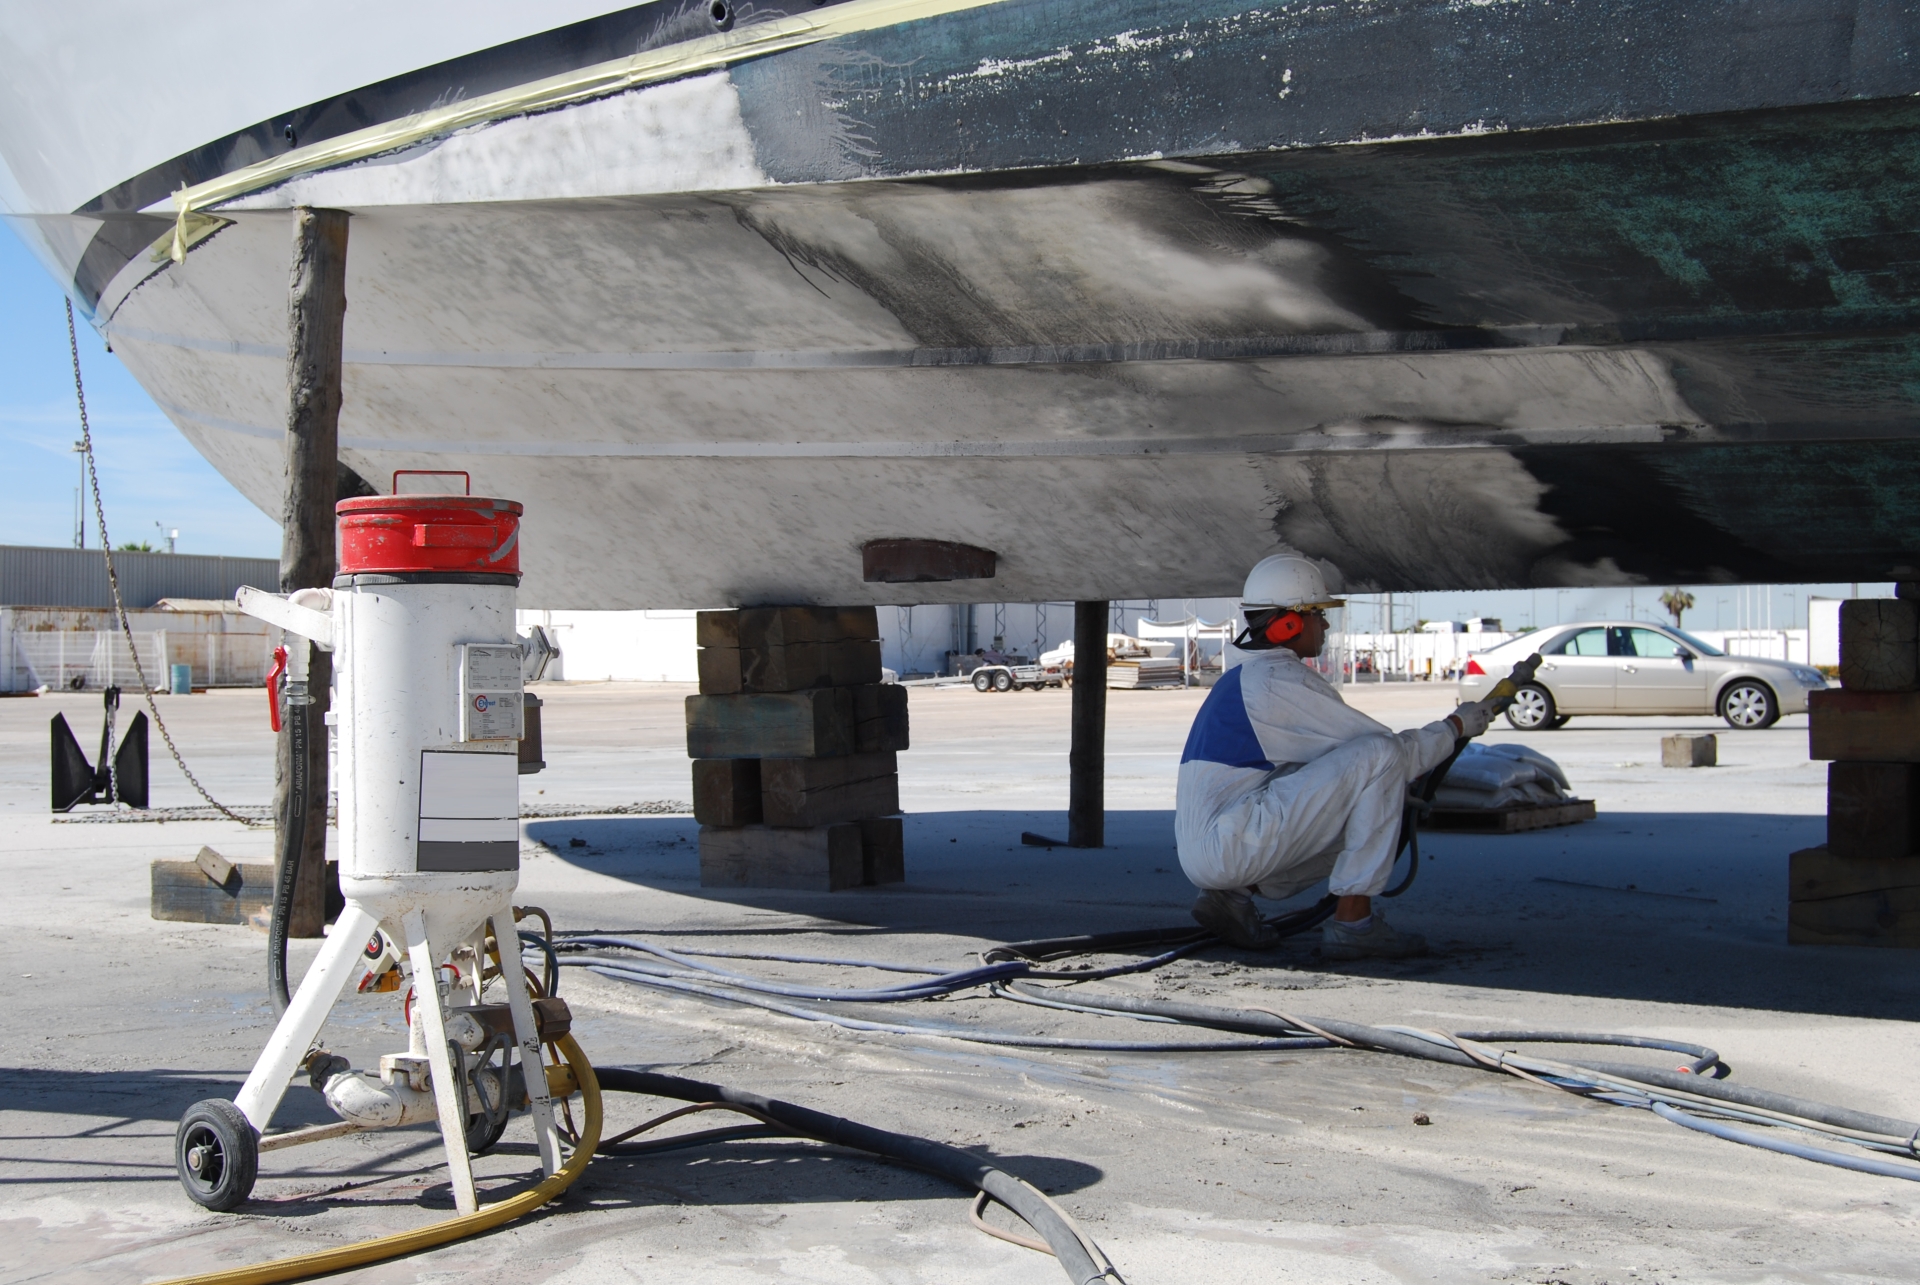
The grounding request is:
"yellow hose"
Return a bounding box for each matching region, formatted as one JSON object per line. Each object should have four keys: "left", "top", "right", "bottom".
{"left": 157, "top": 1035, "right": 603, "bottom": 1285}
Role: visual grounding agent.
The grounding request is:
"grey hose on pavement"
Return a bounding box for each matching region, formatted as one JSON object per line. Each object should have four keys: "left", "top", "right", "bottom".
{"left": 1651, "top": 1104, "right": 1920, "bottom": 1181}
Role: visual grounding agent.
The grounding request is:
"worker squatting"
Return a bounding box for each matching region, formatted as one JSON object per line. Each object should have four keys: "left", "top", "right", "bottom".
{"left": 1175, "top": 555, "right": 1497, "bottom": 957}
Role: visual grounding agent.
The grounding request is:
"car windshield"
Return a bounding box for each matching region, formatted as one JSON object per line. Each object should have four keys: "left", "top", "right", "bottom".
{"left": 1663, "top": 627, "right": 1724, "bottom": 657}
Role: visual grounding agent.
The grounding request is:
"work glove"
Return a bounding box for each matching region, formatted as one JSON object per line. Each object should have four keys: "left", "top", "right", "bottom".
{"left": 1448, "top": 699, "right": 1494, "bottom": 739}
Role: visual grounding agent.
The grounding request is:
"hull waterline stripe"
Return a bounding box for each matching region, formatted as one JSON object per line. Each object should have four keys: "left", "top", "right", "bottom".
{"left": 155, "top": 399, "right": 1670, "bottom": 458}
{"left": 157, "top": 0, "right": 1015, "bottom": 259}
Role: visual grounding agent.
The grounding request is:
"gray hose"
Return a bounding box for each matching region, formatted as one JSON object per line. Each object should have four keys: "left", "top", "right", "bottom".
{"left": 1456, "top": 1032, "right": 1724, "bottom": 1077}
{"left": 1651, "top": 1104, "right": 1920, "bottom": 1180}
{"left": 1002, "top": 983, "right": 1920, "bottom": 1172}
{"left": 1001, "top": 984, "right": 1484, "bottom": 1065}
{"left": 1576, "top": 1061, "right": 1919, "bottom": 1139}
{"left": 586, "top": 963, "right": 1314, "bottom": 1051}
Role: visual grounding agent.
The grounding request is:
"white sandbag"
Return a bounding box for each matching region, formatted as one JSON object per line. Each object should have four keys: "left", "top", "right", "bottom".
{"left": 1440, "top": 742, "right": 1573, "bottom": 796}
{"left": 1439, "top": 746, "right": 1540, "bottom": 792}
{"left": 1475, "top": 741, "right": 1572, "bottom": 792}
{"left": 1431, "top": 778, "right": 1561, "bottom": 810}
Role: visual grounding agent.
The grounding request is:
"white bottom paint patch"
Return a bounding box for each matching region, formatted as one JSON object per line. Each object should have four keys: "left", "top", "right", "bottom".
{"left": 223, "top": 71, "right": 770, "bottom": 208}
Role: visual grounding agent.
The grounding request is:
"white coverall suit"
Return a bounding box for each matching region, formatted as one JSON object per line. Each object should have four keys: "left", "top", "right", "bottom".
{"left": 1176, "top": 648, "right": 1460, "bottom": 900}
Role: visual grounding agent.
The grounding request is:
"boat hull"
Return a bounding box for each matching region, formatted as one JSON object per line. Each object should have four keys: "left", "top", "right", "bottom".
{"left": 7, "top": 0, "right": 1917, "bottom": 602}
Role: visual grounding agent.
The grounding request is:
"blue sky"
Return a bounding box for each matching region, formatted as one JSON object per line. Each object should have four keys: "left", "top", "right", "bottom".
{"left": 0, "top": 222, "right": 281, "bottom": 558}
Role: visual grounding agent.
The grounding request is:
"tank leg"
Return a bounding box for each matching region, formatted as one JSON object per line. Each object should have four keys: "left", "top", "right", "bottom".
{"left": 402, "top": 908, "right": 480, "bottom": 1215}
{"left": 492, "top": 910, "right": 562, "bottom": 1176}
{"left": 234, "top": 902, "right": 379, "bottom": 1133}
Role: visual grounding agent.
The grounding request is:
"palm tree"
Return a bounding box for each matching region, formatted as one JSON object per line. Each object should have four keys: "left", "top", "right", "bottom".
{"left": 1659, "top": 588, "right": 1695, "bottom": 629}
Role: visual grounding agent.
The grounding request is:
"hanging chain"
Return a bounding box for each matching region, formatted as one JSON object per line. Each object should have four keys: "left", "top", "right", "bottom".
{"left": 66, "top": 299, "right": 263, "bottom": 827}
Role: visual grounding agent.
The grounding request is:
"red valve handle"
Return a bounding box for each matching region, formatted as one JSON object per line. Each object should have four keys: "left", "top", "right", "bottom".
{"left": 266, "top": 645, "right": 287, "bottom": 733}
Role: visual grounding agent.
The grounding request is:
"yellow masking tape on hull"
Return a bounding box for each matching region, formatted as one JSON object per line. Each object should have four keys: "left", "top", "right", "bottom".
{"left": 159, "top": 0, "right": 1015, "bottom": 262}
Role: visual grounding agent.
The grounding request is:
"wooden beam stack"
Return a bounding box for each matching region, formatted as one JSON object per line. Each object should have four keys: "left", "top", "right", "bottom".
{"left": 1790, "top": 593, "right": 1920, "bottom": 946}
{"left": 688, "top": 607, "right": 907, "bottom": 891}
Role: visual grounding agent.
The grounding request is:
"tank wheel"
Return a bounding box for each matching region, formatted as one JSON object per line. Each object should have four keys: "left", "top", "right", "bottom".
{"left": 465, "top": 1094, "right": 510, "bottom": 1154}
{"left": 1721, "top": 680, "right": 1779, "bottom": 729}
{"left": 972, "top": 670, "right": 993, "bottom": 692}
{"left": 1502, "top": 684, "right": 1559, "bottom": 731}
{"left": 177, "top": 1099, "right": 258, "bottom": 1211}
{"left": 992, "top": 670, "right": 1014, "bottom": 692}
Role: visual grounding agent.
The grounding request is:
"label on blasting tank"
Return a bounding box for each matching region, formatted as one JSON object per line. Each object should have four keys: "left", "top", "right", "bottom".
{"left": 458, "top": 643, "right": 524, "bottom": 741}
{"left": 418, "top": 751, "right": 518, "bottom": 871}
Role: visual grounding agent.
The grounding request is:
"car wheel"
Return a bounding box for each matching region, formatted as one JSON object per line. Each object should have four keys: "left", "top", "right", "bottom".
{"left": 1549, "top": 715, "right": 1572, "bottom": 729}
{"left": 1721, "top": 680, "right": 1779, "bottom": 729}
{"left": 176, "top": 1099, "right": 257, "bottom": 1211}
{"left": 972, "top": 671, "right": 992, "bottom": 692}
{"left": 992, "top": 670, "right": 1014, "bottom": 692}
{"left": 1503, "top": 684, "right": 1558, "bottom": 730}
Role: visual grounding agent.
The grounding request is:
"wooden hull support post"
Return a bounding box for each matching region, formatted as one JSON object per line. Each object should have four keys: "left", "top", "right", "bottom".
{"left": 277, "top": 206, "right": 349, "bottom": 938}
{"left": 1068, "top": 600, "right": 1107, "bottom": 849}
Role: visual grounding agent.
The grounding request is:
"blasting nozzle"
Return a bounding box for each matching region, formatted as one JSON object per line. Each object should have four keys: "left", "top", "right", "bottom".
{"left": 1486, "top": 653, "right": 1543, "bottom": 710}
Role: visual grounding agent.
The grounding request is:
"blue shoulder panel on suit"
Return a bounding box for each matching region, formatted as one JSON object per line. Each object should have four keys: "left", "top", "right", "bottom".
{"left": 1179, "top": 666, "right": 1273, "bottom": 770}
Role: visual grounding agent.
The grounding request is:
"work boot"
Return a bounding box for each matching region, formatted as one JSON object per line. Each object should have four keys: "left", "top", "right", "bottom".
{"left": 1192, "top": 889, "right": 1281, "bottom": 950}
{"left": 1321, "top": 912, "right": 1428, "bottom": 960}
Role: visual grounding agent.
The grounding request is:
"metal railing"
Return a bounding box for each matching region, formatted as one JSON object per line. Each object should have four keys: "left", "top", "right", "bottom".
{"left": 4, "top": 629, "right": 275, "bottom": 692}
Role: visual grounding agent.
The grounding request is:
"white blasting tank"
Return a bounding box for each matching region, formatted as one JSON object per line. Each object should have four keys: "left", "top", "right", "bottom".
{"left": 332, "top": 490, "right": 526, "bottom": 948}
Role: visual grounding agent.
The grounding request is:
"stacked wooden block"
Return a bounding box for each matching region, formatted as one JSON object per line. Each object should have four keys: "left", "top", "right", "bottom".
{"left": 1790, "top": 594, "right": 1920, "bottom": 946}
{"left": 688, "top": 607, "right": 908, "bottom": 891}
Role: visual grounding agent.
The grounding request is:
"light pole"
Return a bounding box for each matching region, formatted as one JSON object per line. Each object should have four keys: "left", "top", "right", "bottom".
{"left": 72, "top": 441, "right": 86, "bottom": 548}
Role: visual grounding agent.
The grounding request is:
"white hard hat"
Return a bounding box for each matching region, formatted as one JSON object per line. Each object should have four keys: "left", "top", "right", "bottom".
{"left": 1241, "top": 554, "right": 1345, "bottom": 611}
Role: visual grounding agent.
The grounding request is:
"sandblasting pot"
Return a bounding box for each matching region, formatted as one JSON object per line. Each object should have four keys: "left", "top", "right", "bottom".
{"left": 332, "top": 493, "right": 525, "bottom": 943}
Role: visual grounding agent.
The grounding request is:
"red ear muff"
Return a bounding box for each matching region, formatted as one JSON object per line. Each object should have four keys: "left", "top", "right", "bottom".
{"left": 1263, "top": 610, "right": 1306, "bottom": 644}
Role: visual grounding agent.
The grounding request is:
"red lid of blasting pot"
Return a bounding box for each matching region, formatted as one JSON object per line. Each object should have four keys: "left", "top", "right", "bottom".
{"left": 336, "top": 473, "right": 522, "bottom": 576}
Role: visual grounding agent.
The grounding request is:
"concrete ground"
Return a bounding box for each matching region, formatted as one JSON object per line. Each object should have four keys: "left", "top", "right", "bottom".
{"left": 1, "top": 678, "right": 1916, "bottom": 1285}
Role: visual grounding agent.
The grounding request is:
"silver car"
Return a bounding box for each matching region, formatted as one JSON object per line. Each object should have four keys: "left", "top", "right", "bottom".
{"left": 1455, "top": 621, "right": 1827, "bottom": 730}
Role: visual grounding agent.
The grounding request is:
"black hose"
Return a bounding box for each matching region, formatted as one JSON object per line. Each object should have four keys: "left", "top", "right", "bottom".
{"left": 985, "top": 894, "right": 1337, "bottom": 965}
{"left": 984, "top": 924, "right": 1207, "bottom": 964}
{"left": 602, "top": 1122, "right": 780, "bottom": 1156}
{"left": 1382, "top": 735, "right": 1470, "bottom": 899}
{"left": 1003, "top": 984, "right": 1475, "bottom": 1063}
{"left": 268, "top": 698, "right": 308, "bottom": 1015}
{"left": 594, "top": 1068, "right": 1120, "bottom": 1284}
{"left": 520, "top": 929, "right": 560, "bottom": 998}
